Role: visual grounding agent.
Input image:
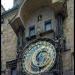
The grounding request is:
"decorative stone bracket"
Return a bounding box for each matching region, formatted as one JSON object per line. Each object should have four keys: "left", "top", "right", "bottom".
{"left": 9, "top": 17, "right": 25, "bottom": 36}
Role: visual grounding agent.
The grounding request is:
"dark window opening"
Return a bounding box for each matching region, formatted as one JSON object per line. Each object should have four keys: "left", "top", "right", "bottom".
{"left": 45, "top": 20, "right": 52, "bottom": 31}
{"left": 29, "top": 26, "right": 35, "bottom": 37}
{"left": 6, "top": 60, "right": 17, "bottom": 75}
{"left": 11, "top": 68, "right": 16, "bottom": 75}
{"left": 56, "top": 13, "right": 64, "bottom": 38}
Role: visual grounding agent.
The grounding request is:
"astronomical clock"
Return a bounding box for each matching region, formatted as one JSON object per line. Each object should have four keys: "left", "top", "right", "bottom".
{"left": 22, "top": 40, "right": 56, "bottom": 75}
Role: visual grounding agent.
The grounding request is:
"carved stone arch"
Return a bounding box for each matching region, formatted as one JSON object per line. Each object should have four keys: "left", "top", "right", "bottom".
{"left": 19, "top": 0, "right": 67, "bottom": 26}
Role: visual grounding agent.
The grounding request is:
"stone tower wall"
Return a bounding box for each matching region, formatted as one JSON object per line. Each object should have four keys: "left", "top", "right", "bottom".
{"left": 1, "top": 11, "right": 17, "bottom": 75}
{"left": 62, "top": 0, "right": 74, "bottom": 74}
{"left": 1, "top": 0, "right": 74, "bottom": 75}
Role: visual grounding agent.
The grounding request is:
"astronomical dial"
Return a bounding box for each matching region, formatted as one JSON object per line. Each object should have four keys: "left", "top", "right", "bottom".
{"left": 22, "top": 41, "right": 56, "bottom": 74}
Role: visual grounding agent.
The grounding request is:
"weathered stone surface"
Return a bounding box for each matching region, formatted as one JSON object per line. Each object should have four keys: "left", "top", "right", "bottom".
{"left": 1, "top": 11, "right": 17, "bottom": 75}
{"left": 63, "top": 0, "right": 74, "bottom": 53}
{"left": 62, "top": 51, "right": 72, "bottom": 70}
{"left": 1, "top": 0, "right": 74, "bottom": 75}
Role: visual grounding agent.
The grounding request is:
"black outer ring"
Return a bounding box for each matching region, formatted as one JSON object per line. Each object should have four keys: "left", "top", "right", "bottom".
{"left": 24, "top": 38, "right": 56, "bottom": 49}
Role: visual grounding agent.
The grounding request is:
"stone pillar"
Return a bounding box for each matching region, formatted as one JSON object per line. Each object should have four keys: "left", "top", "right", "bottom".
{"left": 17, "top": 58, "right": 23, "bottom": 75}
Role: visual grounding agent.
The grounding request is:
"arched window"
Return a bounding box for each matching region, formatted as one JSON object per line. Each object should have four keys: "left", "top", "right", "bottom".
{"left": 44, "top": 19, "right": 52, "bottom": 31}
{"left": 29, "top": 25, "right": 35, "bottom": 37}
{"left": 11, "top": 68, "right": 16, "bottom": 75}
